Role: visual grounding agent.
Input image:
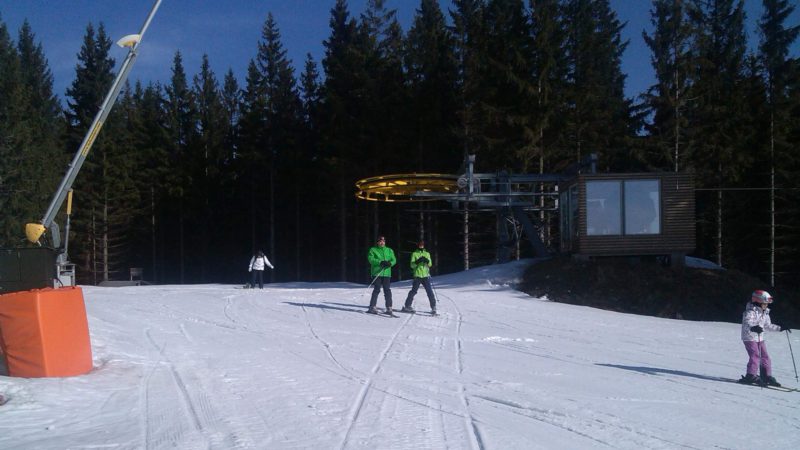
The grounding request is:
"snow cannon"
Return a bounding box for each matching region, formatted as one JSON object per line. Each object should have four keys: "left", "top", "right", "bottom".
{"left": 0, "top": 0, "right": 163, "bottom": 378}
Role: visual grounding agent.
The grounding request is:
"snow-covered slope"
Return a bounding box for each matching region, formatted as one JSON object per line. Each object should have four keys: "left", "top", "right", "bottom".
{"left": 1, "top": 260, "right": 798, "bottom": 449}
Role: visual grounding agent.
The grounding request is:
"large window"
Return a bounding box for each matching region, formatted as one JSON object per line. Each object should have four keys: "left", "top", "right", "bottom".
{"left": 624, "top": 180, "right": 660, "bottom": 234}
{"left": 586, "top": 181, "right": 621, "bottom": 235}
{"left": 585, "top": 179, "right": 661, "bottom": 236}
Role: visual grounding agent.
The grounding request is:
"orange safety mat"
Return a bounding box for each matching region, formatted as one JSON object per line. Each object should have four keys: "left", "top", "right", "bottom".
{"left": 0, "top": 286, "right": 92, "bottom": 377}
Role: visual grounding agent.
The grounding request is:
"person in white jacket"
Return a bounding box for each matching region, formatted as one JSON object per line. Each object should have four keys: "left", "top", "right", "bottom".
{"left": 248, "top": 250, "right": 274, "bottom": 289}
{"left": 739, "top": 290, "right": 790, "bottom": 386}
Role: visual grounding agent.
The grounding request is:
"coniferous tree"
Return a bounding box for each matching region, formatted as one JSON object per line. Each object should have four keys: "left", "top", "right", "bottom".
{"left": 132, "top": 82, "right": 169, "bottom": 282}
{"left": 15, "top": 20, "right": 63, "bottom": 227}
{"left": 298, "top": 54, "right": 323, "bottom": 280}
{"left": 322, "top": 0, "right": 362, "bottom": 280}
{"left": 563, "top": 0, "right": 634, "bottom": 170}
{"left": 192, "top": 54, "right": 227, "bottom": 280}
{"left": 0, "top": 17, "right": 29, "bottom": 246}
{"left": 257, "top": 12, "right": 303, "bottom": 282}
{"left": 529, "top": 0, "right": 569, "bottom": 246}
{"left": 643, "top": 0, "right": 694, "bottom": 171}
{"left": 164, "top": 51, "right": 197, "bottom": 282}
{"left": 237, "top": 59, "right": 268, "bottom": 257}
{"left": 759, "top": 0, "right": 800, "bottom": 287}
{"left": 450, "top": 0, "right": 487, "bottom": 270}
{"left": 406, "top": 0, "right": 459, "bottom": 172}
{"left": 529, "top": 0, "right": 569, "bottom": 173}
{"left": 687, "top": 0, "right": 748, "bottom": 266}
{"left": 65, "top": 23, "right": 119, "bottom": 283}
{"left": 481, "top": 0, "right": 535, "bottom": 171}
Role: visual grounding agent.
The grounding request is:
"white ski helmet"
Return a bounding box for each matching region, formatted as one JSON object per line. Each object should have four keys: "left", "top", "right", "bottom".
{"left": 751, "top": 290, "right": 773, "bottom": 304}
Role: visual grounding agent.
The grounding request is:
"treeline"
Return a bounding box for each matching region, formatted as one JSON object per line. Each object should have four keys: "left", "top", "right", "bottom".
{"left": 1, "top": 0, "right": 799, "bottom": 289}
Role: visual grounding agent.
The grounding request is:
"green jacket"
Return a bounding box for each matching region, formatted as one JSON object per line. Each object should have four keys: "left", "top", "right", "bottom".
{"left": 409, "top": 248, "right": 432, "bottom": 278}
{"left": 368, "top": 246, "right": 396, "bottom": 277}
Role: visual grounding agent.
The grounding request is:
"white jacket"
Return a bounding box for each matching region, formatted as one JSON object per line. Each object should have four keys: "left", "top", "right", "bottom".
{"left": 249, "top": 255, "right": 273, "bottom": 271}
{"left": 741, "top": 302, "right": 780, "bottom": 342}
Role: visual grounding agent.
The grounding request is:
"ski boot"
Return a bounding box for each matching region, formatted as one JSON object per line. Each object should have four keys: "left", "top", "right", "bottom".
{"left": 738, "top": 373, "right": 762, "bottom": 385}
{"left": 366, "top": 307, "right": 379, "bottom": 315}
{"left": 401, "top": 306, "right": 416, "bottom": 314}
{"left": 385, "top": 307, "right": 396, "bottom": 317}
{"left": 430, "top": 308, "right": 438, "bottom": 316}
{"left": 764, "top": 375, "right": 781, "bottom": 387}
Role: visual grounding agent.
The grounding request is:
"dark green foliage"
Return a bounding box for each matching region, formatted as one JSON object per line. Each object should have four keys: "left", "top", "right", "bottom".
{"left": 1, "top": 3, "right": 799, "bottom": 296}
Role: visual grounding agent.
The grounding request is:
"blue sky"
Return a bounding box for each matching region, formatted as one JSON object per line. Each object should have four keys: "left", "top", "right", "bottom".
{"left": 1, "top": 1, "right": 798, "bottom": 104}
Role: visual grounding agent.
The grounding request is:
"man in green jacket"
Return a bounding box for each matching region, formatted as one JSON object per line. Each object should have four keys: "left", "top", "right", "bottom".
{"left": 367, "top": 235, "right": 396, "bottom": 315}
{"left": 401, "top": 240, "right": 437, "bottom": 315}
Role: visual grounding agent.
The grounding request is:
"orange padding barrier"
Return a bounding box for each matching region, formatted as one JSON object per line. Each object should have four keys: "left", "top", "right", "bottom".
{"left": 0, "top": 286, "right": 92, "bottom": 377}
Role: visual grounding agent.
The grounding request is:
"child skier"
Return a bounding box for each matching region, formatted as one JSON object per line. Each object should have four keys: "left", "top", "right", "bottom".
{"left": 739, "top": 290, "right": 790, "bottom": 386}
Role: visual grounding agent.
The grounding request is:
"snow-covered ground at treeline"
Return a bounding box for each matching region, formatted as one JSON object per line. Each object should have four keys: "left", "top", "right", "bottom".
{"left": 1, "top": 260, "right": 799, "bottom": 449}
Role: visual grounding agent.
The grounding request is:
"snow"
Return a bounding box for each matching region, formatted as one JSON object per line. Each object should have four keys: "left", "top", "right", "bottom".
{"left": 685, "top": 256, "right": 724, "bottom": 270}
{"left": 2, "top": 259, "right": 799, "bottom": 449}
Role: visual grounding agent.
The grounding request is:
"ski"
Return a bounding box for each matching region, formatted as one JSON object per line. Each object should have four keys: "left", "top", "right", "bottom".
{"left": 365, "top": 310, "right": 397, "bottom": 317}
{"left": 732, "top": 377, "right": 798, "bottom": 392}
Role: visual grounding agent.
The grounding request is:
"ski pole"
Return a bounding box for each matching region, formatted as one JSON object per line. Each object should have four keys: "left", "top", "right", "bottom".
{"left": 758, "top": 333, "right": 764, "bottom": 388}
{"left": 787, "top": 330, "right": 799, "bottom": 382}
{"left": 428, "top": 274, "right": 439, "bottom": 306}
{"left": 365, "top": 271, "right": 382, "bottom": 293}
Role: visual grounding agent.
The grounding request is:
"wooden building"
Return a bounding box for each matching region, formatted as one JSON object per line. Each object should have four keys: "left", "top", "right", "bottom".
{"left": 559, "top": 172, "right": 695, "bottom": 266}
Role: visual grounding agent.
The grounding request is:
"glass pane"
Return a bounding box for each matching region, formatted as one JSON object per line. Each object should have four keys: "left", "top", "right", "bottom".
{"left": 586, "top": 181, "right": 621, "bottom": 235}
{"left": 624, "top": 180, "right": 660, "bottom": 234}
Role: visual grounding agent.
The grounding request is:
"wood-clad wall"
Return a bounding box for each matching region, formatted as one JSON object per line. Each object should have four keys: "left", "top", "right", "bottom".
{"left": 571, "top": 173, "right": 695, "bottom": 257}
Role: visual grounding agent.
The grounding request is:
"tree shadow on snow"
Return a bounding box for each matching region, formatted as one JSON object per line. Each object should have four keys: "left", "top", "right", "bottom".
{"left": 596, "top": 364, "right": 735, "bottom": 383}
{"left": 283, "top": 301, "right": 365, "bottom": 314}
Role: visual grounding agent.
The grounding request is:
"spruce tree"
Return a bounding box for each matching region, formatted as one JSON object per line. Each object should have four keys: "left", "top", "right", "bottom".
{"left": 562, "top": 0, "right": 634, "bottom": 171}
{"left": 164, "top": 51, "right": 197, "bottom": 282}
{"left": 64, "top": 23, "right": 119, "bottom": 283}
{"left": 406, "top": 0, "right": 460, "bottom": 173}
{"left": 257, "top": 12, "right": 303, "bottom": 282}
{"left": 759, "top": 0, "right": 800, "bottom": 287}
{"left": 687, "top": 0, "right": 748, "bottom": 266}
{"left": 0, "top": 17, "right": 28, "bottom": 246}
{"left": 322, "top": 0, "right": 362, "bottom": 280}
{"left": 643, "top": 0, "right": 694, "bottom": 171}
{"left": 192, "top": 54, "right": 227, "bottom": 280}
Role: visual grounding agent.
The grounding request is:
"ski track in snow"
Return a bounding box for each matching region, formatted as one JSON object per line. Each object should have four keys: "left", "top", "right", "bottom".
{"left": 4, "top": 262, "right": 800, "bottom": 449}
{"left": 339, "top": 312, "right": 414, "bottom": 449}
{"left": 443, "top": 291, "right": 484, "bottom": 450}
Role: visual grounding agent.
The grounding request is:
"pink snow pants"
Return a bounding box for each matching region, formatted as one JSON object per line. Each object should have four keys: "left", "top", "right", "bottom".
{"left": 744, "top": 340, "right": 772, "bottom": 377}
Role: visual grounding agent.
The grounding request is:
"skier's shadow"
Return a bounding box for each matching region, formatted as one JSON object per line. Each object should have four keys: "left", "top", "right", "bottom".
{"left": 596, "top": 364, "right": 734, "bottom": 383}
{"left": 283, "top": 301, "right": 364, "bottom": 314}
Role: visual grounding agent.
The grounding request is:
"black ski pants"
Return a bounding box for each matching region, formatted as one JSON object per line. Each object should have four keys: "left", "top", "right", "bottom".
{"left": 251, "top": 270, "right": 264, "bottom": 289}
{"left": 404, "top": 277, "right": 435, "bottom": 309}
{"left": 369, "top": 276, "right": 392, "bottom": 309}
